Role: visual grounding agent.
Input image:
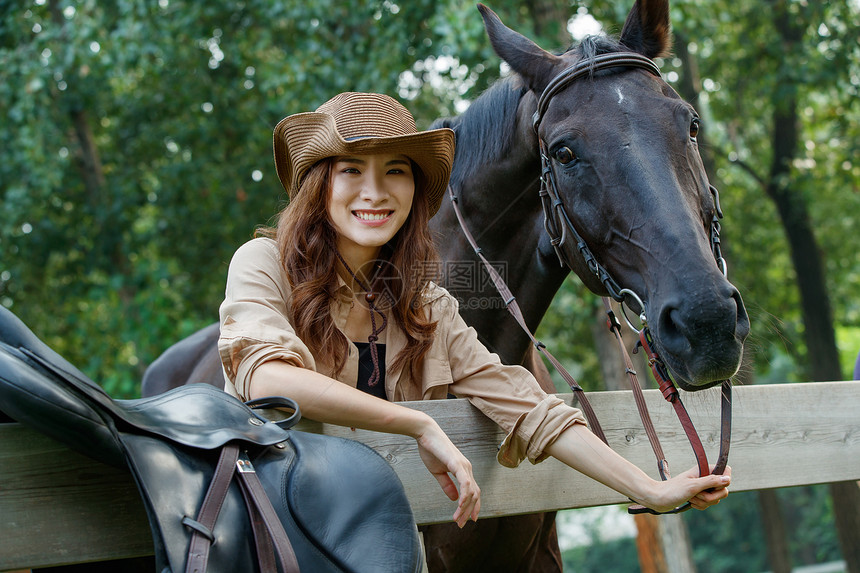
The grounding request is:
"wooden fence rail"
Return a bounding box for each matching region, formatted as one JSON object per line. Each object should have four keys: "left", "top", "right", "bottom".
{"left": 2, "top": 382, "right": 859, "bottom": 571}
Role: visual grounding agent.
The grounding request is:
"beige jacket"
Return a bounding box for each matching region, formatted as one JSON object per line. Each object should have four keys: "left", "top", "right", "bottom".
{"left": 218, "top": 238, "right": 585, "bottom": 467}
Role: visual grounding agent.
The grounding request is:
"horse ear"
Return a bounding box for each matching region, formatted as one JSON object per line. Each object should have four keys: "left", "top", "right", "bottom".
{"left": 619, "top": 0, "right": 672, "bottom": 59}
{"left": 478, "top": 3, "right": 562, "bottom": 95}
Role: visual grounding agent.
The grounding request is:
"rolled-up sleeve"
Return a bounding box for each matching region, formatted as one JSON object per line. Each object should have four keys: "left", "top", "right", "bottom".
{"left": 439, "top": 296, "right": 586, "bottom": 468}
{"left": 218, "top": 238, "right": 316, "bottom": 400}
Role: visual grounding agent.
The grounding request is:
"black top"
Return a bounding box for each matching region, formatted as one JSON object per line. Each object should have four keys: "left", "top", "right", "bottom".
{"left": 354, "top": 342, "right": 387, "bottom": 400}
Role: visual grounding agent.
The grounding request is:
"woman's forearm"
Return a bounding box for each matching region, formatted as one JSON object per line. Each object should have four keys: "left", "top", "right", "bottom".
{"left": 249, "top": 360, "right": 431, "bottom": 438}
{"left": 545, "top": 423, "right": 656, "bottom": 503}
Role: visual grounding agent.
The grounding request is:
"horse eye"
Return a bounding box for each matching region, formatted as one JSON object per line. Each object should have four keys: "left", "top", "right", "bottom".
{"left": 690, "top": 119, "right": 700, "bottom": 140}
{"left": 554, "top": 146, "right": 576, "bottom": 164}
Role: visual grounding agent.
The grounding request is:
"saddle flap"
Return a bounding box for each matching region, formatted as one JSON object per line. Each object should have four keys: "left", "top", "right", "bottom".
{"left": 2, "top": 307, "right": 423, "bottom": 572}
{"left": 117, "top": 385, "right": 289, "bottom": 450}
{"left": 285, "top": 431, "right": 423, "bottom": 572}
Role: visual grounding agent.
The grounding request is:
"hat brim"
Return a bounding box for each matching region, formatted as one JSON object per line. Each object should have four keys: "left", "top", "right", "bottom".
{"left": 274, "top": 112, "right": 455, "bottom": 216}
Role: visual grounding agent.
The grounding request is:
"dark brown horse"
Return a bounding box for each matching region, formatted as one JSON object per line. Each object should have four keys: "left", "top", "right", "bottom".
{"left": 143, "top": 1, "right": 749, "bottom": 570}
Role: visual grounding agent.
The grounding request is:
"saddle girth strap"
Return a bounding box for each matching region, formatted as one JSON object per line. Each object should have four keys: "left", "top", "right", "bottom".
{"left": 235, "top": 451, "right": 301, "bottom": 572}
{"left": 184, "top": 444, "right": 241, "bottom": 573}
{"left": 183, "top": 444, "right": 301, "bottom": 573}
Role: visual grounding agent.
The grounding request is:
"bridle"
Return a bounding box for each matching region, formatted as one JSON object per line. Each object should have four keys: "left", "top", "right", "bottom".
{"left": 448, "top": 51, "right": 733, "bottom": 515}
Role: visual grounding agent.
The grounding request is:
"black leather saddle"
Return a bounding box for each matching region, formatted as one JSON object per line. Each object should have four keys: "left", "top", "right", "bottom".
{"left": 0, "top": 307, "right": 423, "bottom": 572}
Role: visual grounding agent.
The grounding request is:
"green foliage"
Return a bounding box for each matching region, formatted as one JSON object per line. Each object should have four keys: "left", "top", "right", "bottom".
{"left": 684, "top": 486, "right": 841, "bottom": 572}
{"left": 838, "top": 326, "right": 860, "bottom": 378}
{"left": 680, "top": 0, "right": 860, "bottom": 381}
{"left": 557, "top": 506, "right": 641, "bottom": 572}
{"left": 561, "top": 535, "right": 640, "bottom": 573}
{"left": 1, "top": 0, "right": 856, "bottom": 392}
{"left": 0, "top": 0, "right": 463, "bottom": 396}
{"left": 685, "top": 490, "right": 771, "bottom": 573}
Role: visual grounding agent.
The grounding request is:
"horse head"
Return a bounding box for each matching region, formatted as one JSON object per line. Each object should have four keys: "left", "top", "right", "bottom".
{"left": 478, "top": 0, "right": 749, "bottom": 390}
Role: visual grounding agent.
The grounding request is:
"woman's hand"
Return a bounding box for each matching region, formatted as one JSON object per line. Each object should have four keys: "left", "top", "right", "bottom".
{"left": 414, "top": 420, "right": 481, "bottom": 528}
{"left": 638, "top": 465, "right": 732, "bottom": 513}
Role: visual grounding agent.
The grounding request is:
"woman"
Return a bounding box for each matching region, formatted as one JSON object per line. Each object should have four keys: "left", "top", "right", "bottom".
{"left": 218, "top": 92, "right": 731, "bottom": 529}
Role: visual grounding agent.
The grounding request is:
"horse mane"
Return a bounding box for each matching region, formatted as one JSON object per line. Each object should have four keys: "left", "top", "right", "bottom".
{"left": 430, "top": 77, "right": 528, "bottom": 190}
{"left": 430, "top": 34, "right": 628, "bottom": 190}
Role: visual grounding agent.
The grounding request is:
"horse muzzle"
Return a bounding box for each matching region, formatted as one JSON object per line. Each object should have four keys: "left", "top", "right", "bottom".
{"left": 650, "top": 281, "right": 749, "bottom": 390}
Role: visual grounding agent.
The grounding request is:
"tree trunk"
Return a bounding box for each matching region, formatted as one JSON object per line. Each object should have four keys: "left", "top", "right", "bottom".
{"left": 49, "top": 0, "right": 106, "bottom": 221}
{"left": 660, "top": 515, "right": 697, "bottom": 573}
{"left": 829, "top": 481, "right": 860, "bottom": 573}
{"left": 70, "top": 108, "right": 106, "bottom": 207}
{"left": 759, "top": 489, "right": 792, "bottom": 573}
{"left": 675, "top": 29, "right": 797, "bottom": 573}
{"left": 766, "top": 97, "right": 841, "bottom": 382}
{"left": 524, "top": 0, "right": 571, "bottom": 48}
{"left": 634, "top": 513, "right": 669, "bottom": 573}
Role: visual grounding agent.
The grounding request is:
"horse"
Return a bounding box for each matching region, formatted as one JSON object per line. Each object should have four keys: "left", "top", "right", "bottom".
{"left": 142, "top": 0, "right": 749, "bottom": 570}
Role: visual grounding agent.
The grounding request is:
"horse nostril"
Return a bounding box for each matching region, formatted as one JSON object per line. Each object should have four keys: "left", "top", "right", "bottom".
{"left": 730, "top": 288, "right": 750, "bottom": 341}
{"left": 657, "top": 305, "right": 691, "bottom": 356}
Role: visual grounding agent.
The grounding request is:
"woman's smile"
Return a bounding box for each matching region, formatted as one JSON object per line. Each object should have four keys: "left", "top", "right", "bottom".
{"left": 353, "top": 209, "right": 395, "bottom": 225}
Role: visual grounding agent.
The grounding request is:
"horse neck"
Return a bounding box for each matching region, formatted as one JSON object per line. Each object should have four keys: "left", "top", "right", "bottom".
{"left": 431, "top": 87, "right": 570, "bottom": 365}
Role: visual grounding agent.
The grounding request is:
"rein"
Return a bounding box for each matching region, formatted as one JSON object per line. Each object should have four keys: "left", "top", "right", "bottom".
{"left": 447, "top": 51, "right": 733, "bottom": 515}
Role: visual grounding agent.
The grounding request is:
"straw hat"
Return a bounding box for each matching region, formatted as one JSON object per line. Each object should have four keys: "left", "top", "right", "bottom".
{"left": 273, "top": 92, "right": 455, "bottom": 216}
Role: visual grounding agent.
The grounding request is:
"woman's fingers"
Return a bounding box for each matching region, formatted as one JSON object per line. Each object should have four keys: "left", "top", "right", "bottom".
{"left": 692, "top": 476, "right": 731, "bottom": 508}
{"left": 415, "top": 427, "right": 482, "bottom": 527}
{"left": 446, "top": 460, "right": 480, "bottom": 527}
{"left": 432, "top": 471, "right": 460, "bottom": 502}
{"left": 452, "top": 469, "right": 481, "bottom": 527}
{"left": 690, "top": 484, "right": 728, "bottom": 509}
{"left": 431, "top": 465, "right": 479, "bottom": 527}
{"left": 685, "top": 465, "right": 732, "bottom": 510}
{"left": 454, "top": 474, "right": 481, "bottom": 527}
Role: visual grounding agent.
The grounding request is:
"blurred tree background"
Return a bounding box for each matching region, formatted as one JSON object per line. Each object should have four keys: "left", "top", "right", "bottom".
{"left": 1, "top": 0, "right": 858, "bottom": 571}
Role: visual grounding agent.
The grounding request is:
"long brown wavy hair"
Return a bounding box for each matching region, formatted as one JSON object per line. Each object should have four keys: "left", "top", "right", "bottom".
{"left": 260, "top": 158, "right": 439, "bottom": 382}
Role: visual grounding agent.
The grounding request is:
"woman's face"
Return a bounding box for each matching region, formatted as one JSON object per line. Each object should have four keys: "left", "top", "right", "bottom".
{"left": 328, "top": 153, "right": 415, "bottom": 263}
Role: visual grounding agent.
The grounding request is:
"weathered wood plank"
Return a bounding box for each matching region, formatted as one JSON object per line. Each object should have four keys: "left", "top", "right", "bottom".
{"left": 304, "top": 381, "right": 860, "bottom": 523}
{"left": 0, "top": 424, "right": 153, "bottom": 569}
{"left": 1, "top": 382, "right": 858, "bottom": 570}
